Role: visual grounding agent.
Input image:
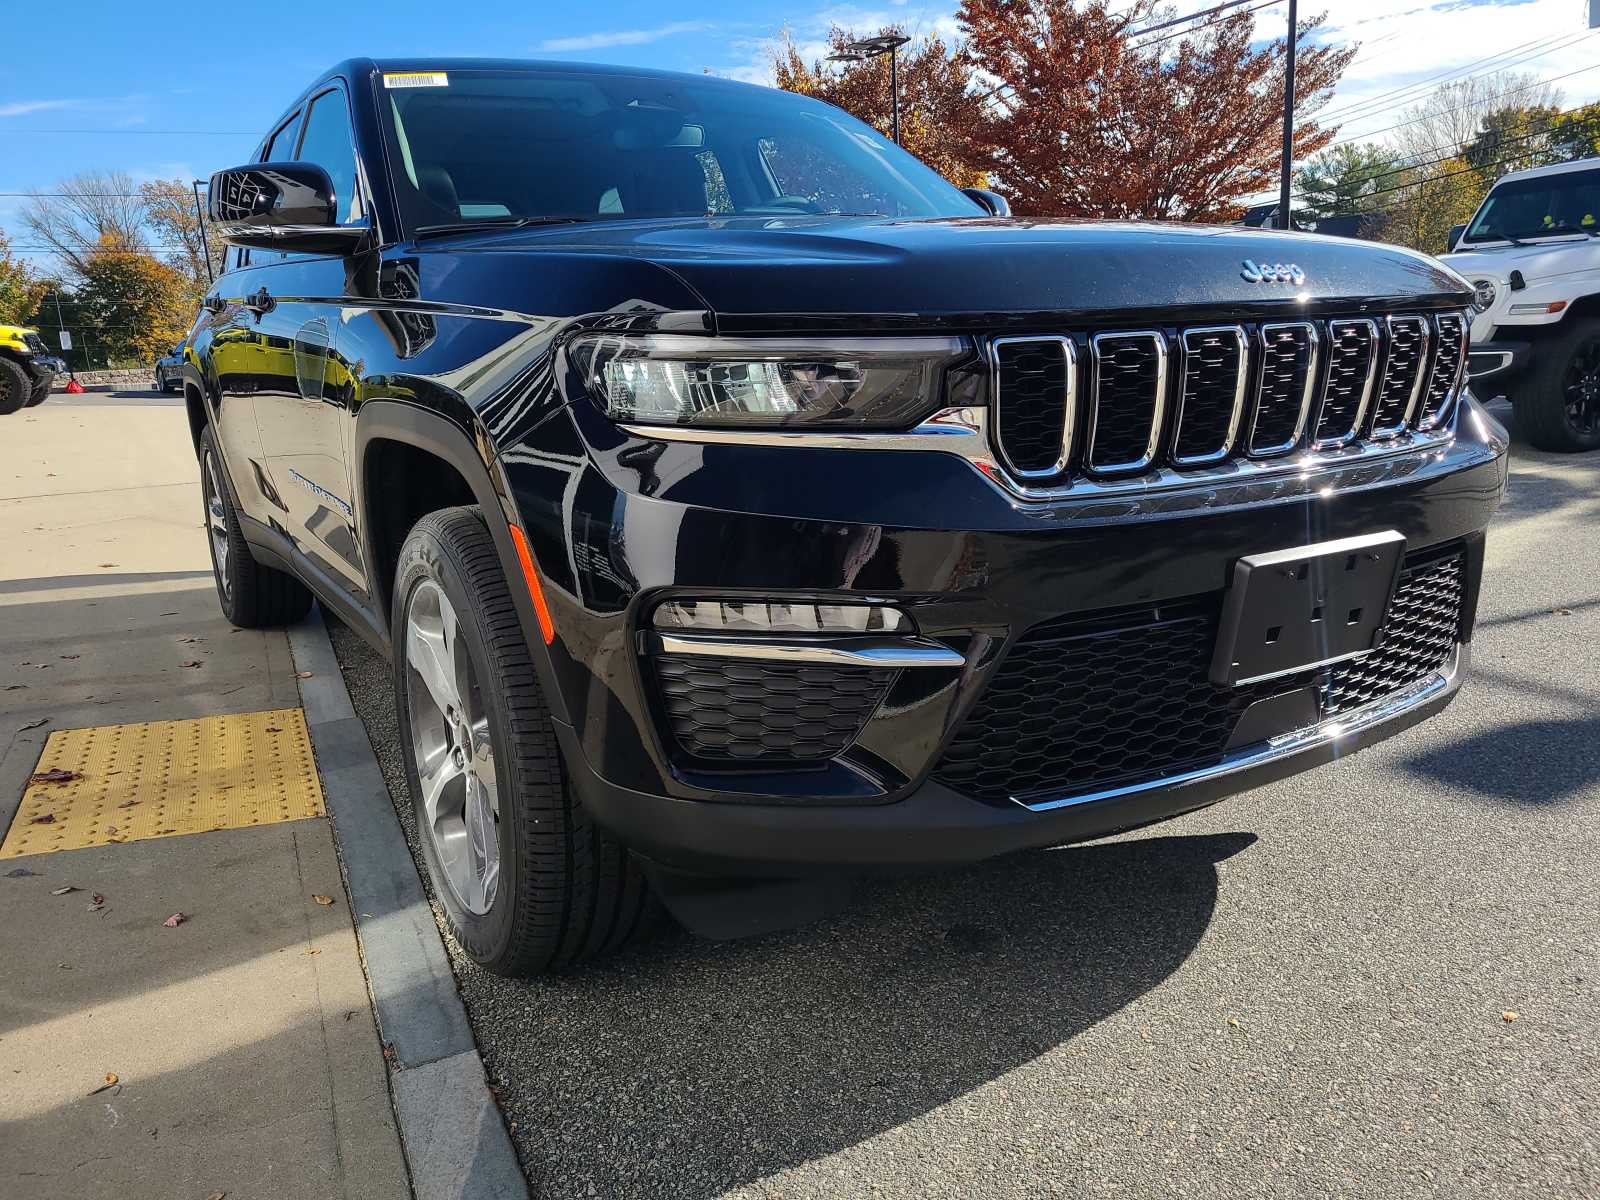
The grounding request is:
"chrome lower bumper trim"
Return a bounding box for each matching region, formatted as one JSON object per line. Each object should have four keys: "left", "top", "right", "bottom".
{"left": 1018, "top": 643, "right": 1466, "bottom": 813}
{"left": 652, "top": 632, "right": 965, "bottom": 669}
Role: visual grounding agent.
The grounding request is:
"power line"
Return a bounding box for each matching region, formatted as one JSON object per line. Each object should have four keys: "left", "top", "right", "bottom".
{"left": 1315, "top": 30, "right": 1591, "bottom": 126}
{"left": 1132, "top": 0, "right": 1284, "bottom": 50}
{"left": 1126, "top": 0, "right": 1262, "bottom": 39}
{"left": 0, "top": 128, "right": 252, "bottom": 136}
{"left": 1325, "top": 61, "right": 1600, "bottom": 150}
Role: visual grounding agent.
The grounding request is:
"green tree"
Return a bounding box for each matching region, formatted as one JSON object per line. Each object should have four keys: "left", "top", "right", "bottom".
{"left": 1546, "top": 101, "right": 1600, "bottom": 163}
{"left": 74, "top": 238, "right": 193, "bottom": 364}
{"left": 1464, "top": 105, "right": 1563, "bottom": 181}
{"left": 1371, "top": 158, "right": 1484, "bottom": 255}
{"left": 139, "top": 178, "right": 222, "bottom": 295}
{"left": 0, "top": 229, "right": 49, "bottom": 326}
{"left": 1296, "top": 144, "right": 1400, "bottom": 218}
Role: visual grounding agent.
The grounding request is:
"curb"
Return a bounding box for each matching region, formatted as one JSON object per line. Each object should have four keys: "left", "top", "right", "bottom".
{"left": 288, "top": 606, "right": 528, "bottom": 1200}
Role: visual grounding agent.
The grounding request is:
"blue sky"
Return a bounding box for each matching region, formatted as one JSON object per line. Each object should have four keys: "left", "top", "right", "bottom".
{"left": 1, "top": 0, "right": 1594, "bottom": 264}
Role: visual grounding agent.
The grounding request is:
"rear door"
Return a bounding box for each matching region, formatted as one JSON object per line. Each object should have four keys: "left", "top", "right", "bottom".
{"left": 253, "top": 83, "right": 369, "bottom": 594}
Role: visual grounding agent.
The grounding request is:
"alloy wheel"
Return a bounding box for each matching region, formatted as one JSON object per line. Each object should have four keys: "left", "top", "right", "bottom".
{"left": 1563, "top": 336, "right": 1600, "bottom": 437}
{"left": 404, "top": 579, "right": 501, "bottom": 915}
{"left": 203, "top": 452, "right": 231, "bottom": 601}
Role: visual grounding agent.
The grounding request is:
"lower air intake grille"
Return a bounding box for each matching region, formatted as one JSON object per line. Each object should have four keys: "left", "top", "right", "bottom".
{"left": 934, "top": 546, "right": 1465, "bottom": 804}
{"left": 653, "top": 655, "right": 895, "bottom": 763}
{"left": 992, "top": 338, "right": 1072, "bottom": 475}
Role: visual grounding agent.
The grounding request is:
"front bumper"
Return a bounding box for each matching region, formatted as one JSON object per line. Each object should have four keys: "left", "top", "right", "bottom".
{"left": 501, "top": 395, "right": 1509, "bottom": 874}
{"left": 559, "top": 645, "right": 1466, "bottom": 874}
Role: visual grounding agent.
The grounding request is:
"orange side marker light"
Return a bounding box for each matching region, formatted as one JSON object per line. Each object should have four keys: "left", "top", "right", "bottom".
{"left": 509, "top": 525, "right": 556, "bottom": 645}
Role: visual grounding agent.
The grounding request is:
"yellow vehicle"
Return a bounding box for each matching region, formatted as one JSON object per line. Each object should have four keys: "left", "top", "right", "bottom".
{"left": 0, "top": 323, "right": 63, "bottom": 414}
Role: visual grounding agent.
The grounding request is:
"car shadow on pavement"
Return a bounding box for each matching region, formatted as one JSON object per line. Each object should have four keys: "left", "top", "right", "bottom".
{"left": 498, "top": 830, "right": 1256, "bottom": 1198}
{"left": 1400, "top": 714, "right": 1600, "bottom": 806}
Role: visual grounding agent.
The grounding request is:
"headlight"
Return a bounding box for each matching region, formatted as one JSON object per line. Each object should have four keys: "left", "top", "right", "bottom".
{"left": 571, "top": 334, "right": 966, "bottom": 430}
{"left": 1471, "top": 278, "right": 1497, "bottom": 313}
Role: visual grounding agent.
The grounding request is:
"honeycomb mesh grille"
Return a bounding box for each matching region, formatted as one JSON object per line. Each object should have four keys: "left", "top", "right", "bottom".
{"left": 1174, "top": 329, "right": 1244, "bottom": 463}
{"left": 934, "top": 546, "right": 1464, "bottom": 804}
{"left": 1371, "top": 317, "right": 1428, "bottom": 433}
{"left": 1250, "top": 325, "right": 1314, "bottom": 453}
{"left": 993, "top": 339, "right": 1071, "bottom": 475}
{"left": 1417, "top": 314, "right": 1466, "bottom": 427}
{"left": 653, "top": 655, "right": 895, "bottom": 763}
{"left": 1315, "top": 321, "right": 1376, "bottom": 443}
{"left": 1090, "top": 334, "right": 1164, "bottom": 470}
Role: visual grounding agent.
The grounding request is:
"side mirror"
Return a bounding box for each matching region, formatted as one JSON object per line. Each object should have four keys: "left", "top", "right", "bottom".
{"left": 1447, "top": 223, "right": 1467, "bottom": 252}
{"left": 207, "top": 162, "right": 368, "bottom": 255}
{"left": 962, "top": 187, "right": 1011, "bottom": 218}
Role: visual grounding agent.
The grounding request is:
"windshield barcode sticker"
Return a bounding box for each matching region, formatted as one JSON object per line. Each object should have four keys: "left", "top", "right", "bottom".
{"left": 383, "top": 72, "right": 448, "bottom": 88}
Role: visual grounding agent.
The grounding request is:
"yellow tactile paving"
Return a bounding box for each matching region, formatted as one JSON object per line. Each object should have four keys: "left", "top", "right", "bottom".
{"left": 2, "top": 709, "right": 325, "bottom": 858}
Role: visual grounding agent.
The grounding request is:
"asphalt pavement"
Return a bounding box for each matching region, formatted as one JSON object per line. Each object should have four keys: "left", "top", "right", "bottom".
{"left": 329, "top": 396, "right": 1599, "bottom": 1199}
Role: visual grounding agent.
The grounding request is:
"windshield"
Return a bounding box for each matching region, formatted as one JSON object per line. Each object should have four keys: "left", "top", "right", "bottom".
{"left": 1463, "top": 166, "right": 1600, "bottom": 244}
{"left": 378, "top": 68, "right": 981, "bottom": 234}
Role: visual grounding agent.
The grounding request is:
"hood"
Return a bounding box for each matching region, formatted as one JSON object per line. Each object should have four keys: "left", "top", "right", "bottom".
{"left": 1440, "top": 238, "right": 1596, "bottom": 285}
{"left": 438, "top": 216, "right": 1471, "bottom": 332}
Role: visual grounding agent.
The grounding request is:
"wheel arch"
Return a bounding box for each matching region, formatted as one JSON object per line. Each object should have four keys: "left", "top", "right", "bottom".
{"left": 354, "top": 400, "right": 571, "bottom": 724}
{"left": 1561, "top": 292, "right": 1600, "bottom": 323}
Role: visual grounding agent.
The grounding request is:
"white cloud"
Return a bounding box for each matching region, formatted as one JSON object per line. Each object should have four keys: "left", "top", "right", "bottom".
{"left": 0, "top": 99, "right": 78, "bottom": 118}
{"left": 538, "top": 21, "right": 717, "bottom": 53}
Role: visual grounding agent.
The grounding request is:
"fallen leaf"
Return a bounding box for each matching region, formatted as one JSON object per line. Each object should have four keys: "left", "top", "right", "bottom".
{"left": 1503, "top": 1010, "right": 1519, "bottom": 1023}
{"left": 87, "top": 1073, "right": 119, "bottom": 1095}
{"left": 4, "top": 684, "right": 25, "bottom": 691}
{"left": 98, "top": 563, "right": 117, "bottom": 568}
{"left": 295, "top": 671, "right": 314, "bottom": 679}
{"left": 16, "top": 718, "right": 48, "bottom": 732}
{"left": 180, "top": 637, "right": 200, "bottom": 644}
{"left": 34, "top": 663, "right": 50, "bottom": 670}
{"left": 117, "top": 800, "right": 138, "bottom": 809}
{"left": 159, "top": 611, "right": 179, "bottom": 616}
{"left": 311, "top": 894, "right": 334, "bottom": 906}
{"left": 50, "top": 885, "right": 79, "bottom": 896}
{"left": 1551, "top": 607, "right": 1573, "bottom": 616}
{"left": 162, "top": 912, "right": 186, "bottom": 928}
{"left": 28, "top": 813, "right": 56, "bottom": 824}
{"left": 207, "top": 1191, "right": 227, "bottom": 1200}
{"left": 30, "top": 768, "right": 82, "bottom": 785}
{"left": 5, "top": 867, "right": 41, "bottom": 878}
{"left": 264, "top": 726, "right": 283, "bottom": 733}
{"left": 179, "top": 661, "right": 202, "bottom": 669}
{"left": 59, "top": 654, "right": 80, "bottom": 660}
{"left": 104, "top": 826, "right": 118, "bottom": 835}
{"left": 303, "top": 947, "right": 321, "bottom": 956}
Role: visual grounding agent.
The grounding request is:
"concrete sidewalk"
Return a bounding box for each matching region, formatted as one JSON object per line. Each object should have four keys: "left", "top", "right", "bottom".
{"left": 0, "top": 392, "right": 411, "bottom": 1200}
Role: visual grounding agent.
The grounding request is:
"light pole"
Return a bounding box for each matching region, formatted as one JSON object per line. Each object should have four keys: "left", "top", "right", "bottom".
{"left": 1278, "top": 0, "right": 1298, "bottom": 231}
{"left": 828, "top": 33, "right": 912, "bottom": 144}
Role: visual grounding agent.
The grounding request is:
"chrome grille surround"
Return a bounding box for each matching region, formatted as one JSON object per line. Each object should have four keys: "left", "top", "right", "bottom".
{"left": 1370, "top": 315, "right": 1431, "bottom": 439}
{"left": 1172, "top": 325, "right": 1248, "bottom": 467}
{"left": 1313, "top": 318, "right": 1379, "bottom": 449}
{"left": 1248, "top": 322, "right": 1320, "bottom": 457}
{"left": 989, "top": 335, "right": 1076, "bottom": 478}
{"left": 1418, "top": 312, "right": 1467, "bottom": 430}
{"left": 1087, "top": 330, "right": 1168, "bottom": 474}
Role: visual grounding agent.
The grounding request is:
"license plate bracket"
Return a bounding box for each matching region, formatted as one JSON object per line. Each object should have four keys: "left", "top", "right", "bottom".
{"left": 1210, "top": 531, "right": 1406, "bottom": 687}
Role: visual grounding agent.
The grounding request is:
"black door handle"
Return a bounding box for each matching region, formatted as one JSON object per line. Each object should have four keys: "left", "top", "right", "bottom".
{"left": 245, "top": 286, "right": 276, "bottom": 315}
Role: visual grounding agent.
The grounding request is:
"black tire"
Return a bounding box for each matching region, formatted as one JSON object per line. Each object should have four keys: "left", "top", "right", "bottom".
{"left": 25, "top": 378, "right": 50, "bottom": 407}
{"left": 154, "top": 369, "right": 164, "bottom": 392}
{"left": 0, "top": 357, "right": 28, "bottom": 416}
{"left": 1513, "top": 317, "right": 1600, "bottom": 452}
{"left": 198, "top": 426, "right": 313, "bottom": 626}
{"left": 392, "top": 505, "right": 658, "bottom": 976}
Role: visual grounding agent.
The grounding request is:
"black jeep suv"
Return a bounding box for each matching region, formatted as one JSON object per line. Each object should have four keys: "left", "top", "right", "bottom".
{"left": 189, "top": 58, "right": 1508, "bottom": 975}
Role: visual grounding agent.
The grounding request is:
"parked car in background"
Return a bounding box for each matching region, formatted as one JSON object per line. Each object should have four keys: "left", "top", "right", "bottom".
{"left": 0, "top": 324, "right": 62, "bottom": 414}
{"left": 154, "top": 342, "right": 187, "bottom": 392}
{"left": 1442, "top": 156, "right": 1600, "bottom": 452}
{"left": 188, "top": 57, "right": 1507, "bottom": 977}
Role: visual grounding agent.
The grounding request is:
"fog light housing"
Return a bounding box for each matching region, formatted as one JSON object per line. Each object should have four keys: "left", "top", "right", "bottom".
{"left": 652, "top": 599, "right": 912, "bottom": 635}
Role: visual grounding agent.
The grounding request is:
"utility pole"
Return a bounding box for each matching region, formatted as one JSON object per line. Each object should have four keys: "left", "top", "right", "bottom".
{"left": 1278, "top": 0, "right": 1298, "bottom": 230}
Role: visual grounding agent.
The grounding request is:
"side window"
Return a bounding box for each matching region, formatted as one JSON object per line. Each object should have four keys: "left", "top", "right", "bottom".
{"left": 296, "top": 89, "right": 362, "bottom": 224}
{"left": 262, "top": 112, "right": 302, "bottom": 163}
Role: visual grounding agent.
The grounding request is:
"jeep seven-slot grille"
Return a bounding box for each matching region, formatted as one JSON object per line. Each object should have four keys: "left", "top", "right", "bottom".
{"left": 934, "top": 546, "right": 1465, "bottom": 804}
{"left": 989, "top": 310, "right": 1467, "bottom": 485}
{"left": 991, "top": 338, "right": 1072, "bottom": 475}
{"left": 1315, "top": 320, "right": 1377, "bottom": 444}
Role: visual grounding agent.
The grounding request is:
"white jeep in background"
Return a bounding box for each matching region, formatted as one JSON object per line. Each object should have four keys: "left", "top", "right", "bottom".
{"left": 1442, "top": 155, "right": 1600, "bottom": 452}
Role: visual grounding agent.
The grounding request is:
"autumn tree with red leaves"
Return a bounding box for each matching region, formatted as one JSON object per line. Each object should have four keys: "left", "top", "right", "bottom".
{"left": 773, "top": 27, "right": 992, "bottom": 189}
{"left": 776, "top": 1, "right": 1355, "bottom": 222}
